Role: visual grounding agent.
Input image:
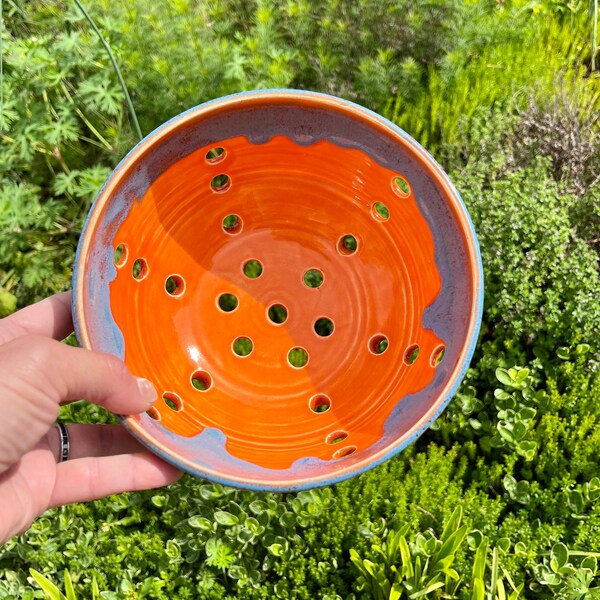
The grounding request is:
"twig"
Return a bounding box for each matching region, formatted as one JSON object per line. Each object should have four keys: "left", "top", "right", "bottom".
{"left": 73, "top": 0, "right": 143, "bottom": 141}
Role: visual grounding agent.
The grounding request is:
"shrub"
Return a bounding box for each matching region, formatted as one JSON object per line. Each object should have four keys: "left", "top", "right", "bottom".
{"left": 453, "top": 157, "right": 600, "bottom": 353}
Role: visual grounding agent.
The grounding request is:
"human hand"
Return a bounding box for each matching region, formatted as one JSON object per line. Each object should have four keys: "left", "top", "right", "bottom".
{"left": 0, "top": 292, "right": 182, "bottom": 544}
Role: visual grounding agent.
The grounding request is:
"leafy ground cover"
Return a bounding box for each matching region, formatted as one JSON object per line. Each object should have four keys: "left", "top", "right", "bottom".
{"left": 1, "top": 0, "right": 599, "bottom": 597}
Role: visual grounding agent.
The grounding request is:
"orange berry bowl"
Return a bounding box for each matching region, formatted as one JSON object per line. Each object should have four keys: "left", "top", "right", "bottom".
{"left": 73, "top": 90, "right": 483, "bottom": 491}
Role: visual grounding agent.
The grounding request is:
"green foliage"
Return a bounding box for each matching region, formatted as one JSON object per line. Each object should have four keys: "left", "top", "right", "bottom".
{"left": 532, "top": 544, "right": 600, "bottom": 598}
{"left": 82, "top": 0, "right": 465, "bottom": 134}
{"left": 349, "top": 511, "right": 527, "bottom": 600}
{"left": 1, "top": 0, "right": 133, "bottom": 306}
{"left": 30, "top": 568, "right": 97, "bottom": 600}
{"left": 1, "top": 0, "right": 600, "bottom": 598}
{"left": 350, "top": 507, "right": 468, "bottom": 599}
{"left": 0, "top": 477, "right": 337, "bottom": 598}
{"left": 385, "top": 1, "right": 597, "bottom": 153}
{"left": 454, "top": 157, "right": 600, "bottom": 351}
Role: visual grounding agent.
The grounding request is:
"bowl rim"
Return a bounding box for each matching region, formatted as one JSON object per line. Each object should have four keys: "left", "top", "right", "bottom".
{"left": 72, "top": 88, "right": 484, "bottom": 491}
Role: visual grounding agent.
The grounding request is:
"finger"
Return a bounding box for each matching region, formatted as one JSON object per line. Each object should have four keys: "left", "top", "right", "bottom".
{"left": 0, "top": 336, "right": 156, "bottom": 473}
{"left": 0, "top": 445, "right": 57, "bottom": 543}
{"left": 0, "top": 292, "right": 73, "bottom": 345}
{"left": 46, "top": 424, "right": 146, "bottom": 461}
{"left": 49, "top": 453, "right": 183, "bottom": 507}
{"left": 2, "top": 335, "right": 157, "bottom": 415}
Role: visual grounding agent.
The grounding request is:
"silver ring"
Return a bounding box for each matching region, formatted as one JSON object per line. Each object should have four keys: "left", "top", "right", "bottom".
{"left": 56, "top": 423, "right": 70, "bottom": 463}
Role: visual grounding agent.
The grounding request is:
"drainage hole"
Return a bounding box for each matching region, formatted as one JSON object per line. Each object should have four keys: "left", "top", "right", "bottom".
{"left": 222, "top": 214, "right": 242, "bottom": 234}
{"left": 326, "top": 430, "right": 348, "bottom": 445}
{"left": 369, "top": 334, "right": 389, "bottom": 355}
{"left": 243, "top": 259, "right": 263, "bottom": 279}
{"left": 303, "top": 268, "right": 323, "bottom": 288}
{"left": 132, "top": 258, "right": 148, "bottom": 280}
{"left": 333, "top": 446, "right": 357, "bottom": 459}
{"left": 163, "top": 392, "right": 183, "bottom": 412}
{"left": 146, "top": 407, "right": 160, "bottom": 421}
{"left": 233, "top": 336, "right": 254, "bottom": 357}
{"left": 310, "top": 394, "right": 331, "bottom": 413}
{"left": 114, "top": 243, "right": 128, "bottom": 267}
{"left": 393, "top": 175, "right": 411, "bottom": 197}
{"left": 165, "top": 275, "right": 185, "bottom": 296}
{"left": 405, "top": 344, "right": 420, "bottom": 365}
{"left": 191, "top": 370, "right": 212, "bottom": 391}
{"left": 218, "top": 293, "right": 239, "bottom": 312}
{"left": 206, "top": 147, "right": 225, "bottom": 163}
{"left": 432, "top": 345, "right": 446, "bottom": 367}
{"left": 372, "top": 201, "right": 390, "bottom": 221}
{"left": 314, "top": 317, "right": 334, "bottom": 337}
{"left": 338, "top": 234, "right": 358, "bottom": 255}
{"left": 288, "top": 347, "right": 308, "bottom": 368}
{"left": 268, "top": 304, "right": 288, "bottom": 324}
{"left": 210, "top": 174, "right": 231, "bottom": 192}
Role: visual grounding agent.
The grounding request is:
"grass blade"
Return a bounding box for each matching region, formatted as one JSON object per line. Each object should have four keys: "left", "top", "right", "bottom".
{"left": 73, "top": 0, "right": 143, "bottom": 141}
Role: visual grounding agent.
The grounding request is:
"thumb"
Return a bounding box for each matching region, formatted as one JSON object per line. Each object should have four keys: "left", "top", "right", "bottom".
{"left": 0, "top": 335, "right": 156, "bottom": 473}
{"left": 20, "top": 335, "right": 157, "bottom": 414}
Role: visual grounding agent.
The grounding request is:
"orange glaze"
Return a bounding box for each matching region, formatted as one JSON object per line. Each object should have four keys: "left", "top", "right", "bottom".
{"left": 110, "top": 135, "right": 444, "bottom": 469}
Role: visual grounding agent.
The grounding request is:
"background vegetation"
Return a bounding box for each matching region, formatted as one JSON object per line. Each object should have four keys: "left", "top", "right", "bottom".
{"left": 1, "top": 0, "right": 599, "bottom": 597}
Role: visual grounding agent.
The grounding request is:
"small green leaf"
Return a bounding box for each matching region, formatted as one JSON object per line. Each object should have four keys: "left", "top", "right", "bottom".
{"left": 165, "top": 539, "right": 181, "bottom": 559}
{"left": 249, "top": 500, "right": 268, "bottom": 514}
{"left": 516, "top": 440, "right": 537, "bottom": 461}
{"left": 569, "top": 490, "right": 585, "bottom": 514}
{"left": 228, "top": 565, "right": 247, "bottom": 580}
{"left": 214, "top": 510, "right": 239, "bottom": 526}
{"left": 496, "top": 368, "right": 513, "bottom": 386}
{"left": 268, "top": 543, "right": 283, "bottom": 557}
{"left": 151, "top": 494, "right": 166, "bottom": 508}
{"left": 498, "top": 424, "right": 514, "bottom": 442}
{"left": 514, "top": 367, "right": 529, "bottom": 381}
{"left": 467, "top": 530, "right": 484, "bottom": 550}
{"left": 237, "top": 528, "right": 255, "bottom": 543}
{"left": 519, "top": 407, "right": 537, "bottom": 420}
{"left": 189, "top": 516, "right": 212, "bottom": 530}
{"left": 581, "top": 556, "right": 597, "bottom": 571}
{"left": 279, "top": 511, "right": 296, "bottom": 528}
{"left": 512, "top": 421, "right": 527, "bottom": 441}
{"left": 550, "top": 543, "right": 569, "bottom": 569}
{"left": 494, "top": 389, "right": 511, "bottom": 400}
{"left": 514, "top": 542, "right": 527, "bottom": 555}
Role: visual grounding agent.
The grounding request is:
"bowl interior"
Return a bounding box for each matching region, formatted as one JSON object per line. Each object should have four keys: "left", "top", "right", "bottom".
{"left": 74, "top": 91, "right": 482, "bottom": 491}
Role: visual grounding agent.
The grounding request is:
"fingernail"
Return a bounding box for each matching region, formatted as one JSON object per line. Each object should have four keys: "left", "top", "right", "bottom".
{"left": 136, "top": 377, "right": 157, "bottom": 406}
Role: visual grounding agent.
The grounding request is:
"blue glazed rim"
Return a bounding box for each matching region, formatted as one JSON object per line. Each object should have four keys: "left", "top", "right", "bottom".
{"left": 72, "top": 89, "right": 484, "bottom": 492}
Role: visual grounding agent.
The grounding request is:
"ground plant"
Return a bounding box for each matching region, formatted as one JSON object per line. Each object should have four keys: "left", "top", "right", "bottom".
{"left": 1, "top": 0, "right": 599, "bottom": 598}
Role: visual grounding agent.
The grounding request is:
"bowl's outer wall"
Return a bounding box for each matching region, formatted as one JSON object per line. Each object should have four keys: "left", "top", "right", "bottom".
{"left": 73, "top": 90, "right": 483, "bottom": 491}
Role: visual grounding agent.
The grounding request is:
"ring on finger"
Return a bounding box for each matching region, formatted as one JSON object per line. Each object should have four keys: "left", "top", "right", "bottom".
{"left": 56, "top": 422, "right": 70, "bottom": 463}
